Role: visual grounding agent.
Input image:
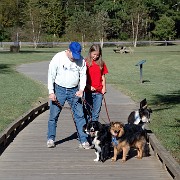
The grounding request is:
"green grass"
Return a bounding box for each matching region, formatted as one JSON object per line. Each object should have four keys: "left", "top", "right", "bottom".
{"left": 0, "top": 48, "right": 61, "bottom": 132}
{"left": 102, "top": 45, "right": 180, "bottom": 163}
{"left": 0, "top": 45, "right": 179, "bottom": 163}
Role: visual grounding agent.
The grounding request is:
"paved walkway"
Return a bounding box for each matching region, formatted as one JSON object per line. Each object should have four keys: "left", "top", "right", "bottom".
{"left": 0, "top": 61, "right": 172, "bottom": 180}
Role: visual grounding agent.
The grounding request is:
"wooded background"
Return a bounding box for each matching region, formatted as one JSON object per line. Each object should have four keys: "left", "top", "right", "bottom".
{"left": 0, "top": 0, "right": 179, "bottom": 47}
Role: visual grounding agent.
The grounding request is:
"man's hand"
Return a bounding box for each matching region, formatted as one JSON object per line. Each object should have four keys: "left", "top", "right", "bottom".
{"left": 75, "top": 90, "right": 83, "bottom": 97}
{"left": 49, "top": 93, "right": 56, "bottom": 101}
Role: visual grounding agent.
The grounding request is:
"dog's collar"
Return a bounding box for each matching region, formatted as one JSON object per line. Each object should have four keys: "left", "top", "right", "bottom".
{"left": 134, "top": 111, "right": 141, "bottom": 124}
{"left": 112, "top": 136, "right": 118, "bottom": 146}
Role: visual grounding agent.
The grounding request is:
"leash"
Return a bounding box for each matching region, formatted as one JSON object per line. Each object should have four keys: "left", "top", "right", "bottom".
{"left": 81, "top": 95, "right": 111, "bottom": 124}
{"left": 53, "top": 100, "right": 70, "bottom": 109}
{"left": 81, "top": 97, "right": 93, "bottom": 122}
{"left": 103, "top": 95, "right": 111, "bottom": 123}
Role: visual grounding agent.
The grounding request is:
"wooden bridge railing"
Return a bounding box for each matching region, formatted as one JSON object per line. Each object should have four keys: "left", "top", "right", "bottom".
{"left": 146, "top": 128, "right": 180, "bottom": 180}
{"left": 0, "top": 102, "right": 49, "bottom": 154}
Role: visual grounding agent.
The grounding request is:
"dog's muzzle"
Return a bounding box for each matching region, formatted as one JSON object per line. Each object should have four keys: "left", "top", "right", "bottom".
{"left": 111, "top": 130, "right": 119, "bottom": 137}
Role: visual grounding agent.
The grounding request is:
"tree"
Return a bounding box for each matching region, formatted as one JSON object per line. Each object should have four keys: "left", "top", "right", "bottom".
{"left": 28, "top": 1, "right": 42, "bottom": 48}
{"left": 93, "top": 10, "right": 110, "bottom": 48}
{"left": 0, "top": 26, "right": 6, "bottom": 47}
{"left": 65, "top": 10, "right": 93, "bottom": 49}
{"left": 93, "top": 0, "right": 126, "bottom": 40}
{"left": 0, "top": 0, "right": 20, "bottom": 42}
{"left": 123, "top": 0, "right": 148, "bottom": 47}
{"left": 152, "top": 15, "right": 176, "bottom": 40}
{"left": 0, "top": 0, "right": 18, "bottom": 28}
{"left": 40, "top": 0, "right": 65, "bottom": 39}
{"left": 0, "top": 0, "right": 179, "bottom": 42}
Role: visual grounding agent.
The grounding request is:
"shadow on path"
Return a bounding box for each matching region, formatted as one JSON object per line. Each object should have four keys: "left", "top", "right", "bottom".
{"left": 55, "top": 132, "right": 78, "bottom": 146}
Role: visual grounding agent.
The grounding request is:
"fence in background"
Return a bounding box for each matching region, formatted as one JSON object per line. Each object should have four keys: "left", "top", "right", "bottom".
{"left": 0, "top": 40, "right": 180, "bottom": 49}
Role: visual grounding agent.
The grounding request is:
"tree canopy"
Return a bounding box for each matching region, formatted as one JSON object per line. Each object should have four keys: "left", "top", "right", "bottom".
{"left": 0, "top": 0, "right": 179, "bottom": 44}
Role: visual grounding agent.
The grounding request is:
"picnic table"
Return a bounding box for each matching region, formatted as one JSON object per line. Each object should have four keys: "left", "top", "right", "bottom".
{"left": 113, "top": 46, "right": 134, "bottom": 54}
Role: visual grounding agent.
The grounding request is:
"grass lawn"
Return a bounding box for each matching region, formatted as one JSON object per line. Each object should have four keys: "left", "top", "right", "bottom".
{"left": 0, "top": 48, "right": 59, "bottom": 132}
{"left": 103, "top": 45, "right": 180, "bottom": 163}
{"left": 0, "top": 45, "right": 179, "bottom": 163}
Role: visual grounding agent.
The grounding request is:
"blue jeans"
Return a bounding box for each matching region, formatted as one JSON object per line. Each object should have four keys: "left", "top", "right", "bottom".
{"left": 84, "top": 92, "right": 103, "bottom": 122}
{"left": 47, "top": 84, "right": 88, "bottom": 143}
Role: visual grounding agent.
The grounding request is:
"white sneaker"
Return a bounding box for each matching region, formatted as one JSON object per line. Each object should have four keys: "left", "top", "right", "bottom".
{"left": 47, "top": 139, "right": 55, "bottom": 148}
{"left": 80, "top": 142, "right": 93, "bottom": 149}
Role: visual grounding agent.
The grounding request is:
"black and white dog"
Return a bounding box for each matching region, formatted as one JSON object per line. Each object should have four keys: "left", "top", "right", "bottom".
{"left": 85, "top": 121, "right": 112, "bottom": 162}
{"left": 128, "top": 99, "right": 152, "bottom": 129}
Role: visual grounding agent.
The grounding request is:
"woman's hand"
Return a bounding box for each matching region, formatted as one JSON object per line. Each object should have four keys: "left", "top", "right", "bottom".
{"left": 101, "top": 87, "right": 106, "bottom": 95}
{"left": 91, "top": 86, "right": 96, "bottom": 91}
{"left": 86, "top": 84, "right": 96, "bottom": 91}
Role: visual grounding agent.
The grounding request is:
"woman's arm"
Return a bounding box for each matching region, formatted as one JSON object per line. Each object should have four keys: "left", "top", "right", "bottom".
{"left": 101, "top": 75, "right": 106, "bottom": 94}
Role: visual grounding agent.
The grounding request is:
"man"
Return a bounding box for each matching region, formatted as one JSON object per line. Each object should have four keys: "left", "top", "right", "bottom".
{"left": 47, "top": 42, "right": 91, "bottom": 149}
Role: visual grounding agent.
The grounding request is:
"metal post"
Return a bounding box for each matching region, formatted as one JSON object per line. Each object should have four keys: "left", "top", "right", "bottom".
{"left": 140, "top": 64, "right": 143, "bottom": 83}
{"left": 135, "top": 60, "right": 146, "bottom": 84}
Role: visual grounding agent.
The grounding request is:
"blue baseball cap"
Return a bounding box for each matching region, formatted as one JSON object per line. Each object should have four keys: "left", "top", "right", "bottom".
{"left": 69, "top": 42, "right": 82, "bottom": 60}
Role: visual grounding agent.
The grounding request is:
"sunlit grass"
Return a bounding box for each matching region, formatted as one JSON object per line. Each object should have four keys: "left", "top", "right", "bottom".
{"left": 103, "top": 45, "right": 180, "bottom": 163}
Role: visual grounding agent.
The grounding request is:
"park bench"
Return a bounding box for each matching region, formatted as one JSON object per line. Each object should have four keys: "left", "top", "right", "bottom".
{"left": 113, "top": 46, "right": 134, "bottom": 54}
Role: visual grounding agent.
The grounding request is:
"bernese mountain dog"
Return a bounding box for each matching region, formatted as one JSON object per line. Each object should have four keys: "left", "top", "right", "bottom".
{"left": 85, "top": 121, "right": 112, "bottom": 162}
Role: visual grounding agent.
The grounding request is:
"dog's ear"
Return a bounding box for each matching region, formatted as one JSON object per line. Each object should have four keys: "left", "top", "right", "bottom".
{"left": 119, "top": 122, "right": 124, "bottom": 128}
{"left": 97, "top": 121, "right": 103, "bottom": 129}
{"left": 110, "top": 122, "right": 114, "bottom": 126}
{"left": 83, "top": 123, "right": 87, "bottom": 132}
{"left": 117, "top": 123, "right": 125, "bottom": 137}
{"left": 140, "top": 98, "right": 147, "bottom": 109}
{"left": 148, "top": 108, "right": 152, "bottom": 113}
{"left": 138, "top": 108, "right": 144, "bottom": 118}
{"left": 97, "top": 121, "right": 102, "bottom": 126}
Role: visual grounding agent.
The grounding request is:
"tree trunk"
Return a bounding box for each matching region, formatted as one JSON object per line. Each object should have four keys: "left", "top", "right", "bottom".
{"left": 29, "top": 8, "right": 41, "bottom": 49}
{"left": 82, "top": 34, "right": 85, "bottom": 52}
{"left": 131, "top": 17, "right": 135, "bottom": 46}
{"left": 100, "top": 37, "right": 103, "bottom": 48}
{"left": 134, "top": 13, "right": 140, "bottom": 47}
{"left": 132, "top": 13, "right": 140, "bottom": 48}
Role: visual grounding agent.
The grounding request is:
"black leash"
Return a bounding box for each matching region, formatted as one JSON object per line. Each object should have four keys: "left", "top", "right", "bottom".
{"left": 53, "top": 100, "right": 70, "bottom": 109}
{"left": 81, "top": 97, "right": 92, "bottom": 122}
{"left": 81, "top": 96, "right": 111, "bottom": 124}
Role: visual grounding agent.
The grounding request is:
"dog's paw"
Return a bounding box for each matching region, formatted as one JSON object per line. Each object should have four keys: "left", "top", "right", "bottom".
{"left": 94, "top": 158, "right": 99, "bottom": 162}
{"left": 136, "top": 156, "right": 142, "bottom": 159}
{"left": 101, "top": 158, "right": 106, "bottom": 163}
{"left": 111, "top": 157, "right": 116, "bottom": 162}
{"left": 121, "top": 159, "right": 126, "bottom": 163}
